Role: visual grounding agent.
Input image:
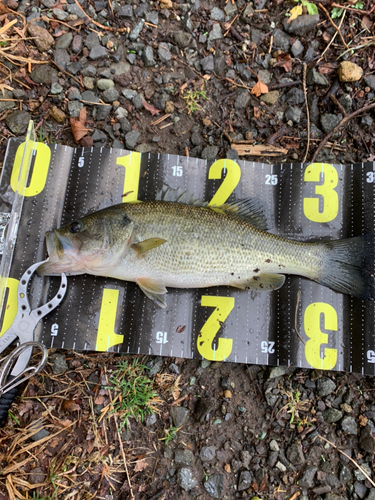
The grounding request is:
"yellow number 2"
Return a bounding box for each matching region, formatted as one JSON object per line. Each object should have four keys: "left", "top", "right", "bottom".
{"left": 303, "top": 163, "right": 339, "bottom": 223}
{"left": 198, "top": 295, "right": 234, "bottom": 361}
{"left": 208, "top": 159, "right": 241, "bottom": 206}
{"left": 304, "top": 302, "right": 337, "bottom": 370}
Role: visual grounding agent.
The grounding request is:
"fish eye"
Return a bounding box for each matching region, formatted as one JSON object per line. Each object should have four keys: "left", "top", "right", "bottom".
{"left": 69, "top": 221, "right": 81, "bottom": 233}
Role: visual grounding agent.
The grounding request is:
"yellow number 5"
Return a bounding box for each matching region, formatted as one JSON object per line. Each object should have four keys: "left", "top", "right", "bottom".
{"left": 303, "top": 163, "right": 339, "bottom": 223}
{"left": 304, "top": 302, "right": 337, "bottom": 370}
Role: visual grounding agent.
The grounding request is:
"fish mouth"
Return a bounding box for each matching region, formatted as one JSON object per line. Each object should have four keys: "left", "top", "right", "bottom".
{"left": 37, "top": 230, "right": 81, "bottom": 276}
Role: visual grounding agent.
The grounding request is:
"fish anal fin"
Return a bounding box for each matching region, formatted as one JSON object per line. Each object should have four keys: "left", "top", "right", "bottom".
{"left": 137, "top": 277, "right": 168, "bottom": 308}
{"left": 131, "top": 238, "right": 167, "bottom": 256}
{"left": 231, "top": 273, "right": 285, "bottom": 291}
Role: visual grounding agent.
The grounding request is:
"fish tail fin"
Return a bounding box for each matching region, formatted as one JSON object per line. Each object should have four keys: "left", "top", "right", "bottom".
{"left": 316, "top": 234, "right": 375, "bottom": 300}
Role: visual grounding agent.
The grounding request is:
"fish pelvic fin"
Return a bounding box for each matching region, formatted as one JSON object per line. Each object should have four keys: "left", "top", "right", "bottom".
{"left": 131, "top": 238, "right": 167, "bottom": 256}
{"left": 231, "top": 273, "right": 285, "bottom": 291}
{"left": 317, "top": 234, "right": 375, "bottom": 300}
{"left": 212, "top": 198, "right": 269, "bottom": 231}
{"left": 137, "top": 277, "right": 168, "bottom": 308}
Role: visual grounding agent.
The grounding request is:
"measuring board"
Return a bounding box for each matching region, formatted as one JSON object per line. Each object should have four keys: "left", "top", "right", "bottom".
{"left": 1, "top": 124, "right": 375, "bottom": 374}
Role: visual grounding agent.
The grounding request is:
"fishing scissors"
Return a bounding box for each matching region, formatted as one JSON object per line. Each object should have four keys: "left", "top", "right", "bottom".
{"left": 0, "top": 260, "right": 67, "bottom": 422}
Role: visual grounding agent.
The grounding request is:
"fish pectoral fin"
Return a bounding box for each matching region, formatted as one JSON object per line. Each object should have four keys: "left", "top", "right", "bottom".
{"left": 131, "top": 238, "right": 167, "bottom": 256}
{"left": 137, "top": 278, "right": 168, "bottom": 308}
{"left": 231, "top": 273, "right": 286, "bottom": 291}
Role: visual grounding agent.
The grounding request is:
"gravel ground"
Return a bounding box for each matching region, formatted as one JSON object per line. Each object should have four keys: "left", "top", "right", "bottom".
{"left": 1, "top": 0, "right": 375, "bottom": 499}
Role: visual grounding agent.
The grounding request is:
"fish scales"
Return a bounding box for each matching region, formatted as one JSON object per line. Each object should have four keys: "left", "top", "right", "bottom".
{"left": 118, "top": 201, "right": 322, "bottom": 288}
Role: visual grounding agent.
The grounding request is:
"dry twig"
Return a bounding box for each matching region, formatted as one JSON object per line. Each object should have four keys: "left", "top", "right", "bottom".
{"left": 302, "top": 63, "right": 310, "bottom": 164}
{"left": 311, "top": 102, "right": 375, "bottom": 162}
{"left": 318, "top": 3, "right": 349, "bottom": 50}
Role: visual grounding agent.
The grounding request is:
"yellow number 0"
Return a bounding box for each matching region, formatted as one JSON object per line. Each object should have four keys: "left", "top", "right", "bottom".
{"left": 303, "top": 163, "right": 339, "bottom": 223}
{"left": 11, "top": 142, "right": 51, "bottom": 197}
{"left": 304, "top": 302, "right": 337, "bottom": 370}
{"left": 198, "top": 295, "right": 234, "bottom": 361}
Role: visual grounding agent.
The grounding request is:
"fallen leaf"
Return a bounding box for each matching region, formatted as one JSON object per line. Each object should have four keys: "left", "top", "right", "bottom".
{"left": 362, "top": 15, "right": 372, "bottom": 30}
{"left": 62, "top": 399, "right": 81, "bottom": 412}
{"left": 134, "top": 459, "right": 150, "bottom": 472}
{"left": 276, "top": 53, "right": 293, "bottom": 72}
{"left": 359, "top": 414, "right": 368, "bottom": 426}
{"left": 70, "top": 107, "right": 89, "bottom": 142}
{"left": 318, "top": 62, "right": 337, "bottom": 75}
{"left": 251, "top": 79, "right": 268, "bottom": 97}
{"left": 142, "top": 100, "right": 161, "bottom": 116}
{"left": 288, "top": 4, "right": 303, "bottom": 22}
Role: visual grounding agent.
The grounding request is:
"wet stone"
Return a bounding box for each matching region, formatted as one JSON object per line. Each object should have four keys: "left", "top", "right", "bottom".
{"left": 205, "top": 473, "right": 224, "bottom": 499}
{"left": 68, "top": 87, "right": 81, "bottom": 100}
{"left": 170, "top": 406, "right": 189, "bottom": 428}
{"left": 354, "top": 463, "right": 372, "bottom": 482}
{"left": 285, "top": 106, "right": 302, "bottom": 124}
{"left": 81, "top": 65, "right": 97, "bottom": 77}
{"left": 307, "top": 68, "right": 329, "bottom": 86}
{"left": 299, "top": 466, "right": 317, "bottom": 488}
{"left": 51, "top": 82, "right": 63, "bottom": 94}
{"left": 354, "top": 481, "right": 368, "bottom": 499}
{"left": 285, "top": 14, "right": 320, "bottom": 35}
{"left": 272, "top": 28, "right": 291, "bottom": 51}
{"left": 97, "top": 78, "right": 114, "bottom": 90}
{"left": 317, "top": 377, "right": 336, "bottom": 397}
{"left": 68, "top": 100, "right": 83, "bottom": 117}
{"left": 341, "top": 416, "right": 357, "bottom": 435}
{"left": 92, "top": 130, "right": 107, "bottom": 142}
{"left": 291, "top": 39, "right": 304, "bottom": 56}
{"left": 364, "top": 75, "right": 375, "bottom": 91}
{"left": 158, "top": 43, "right": 171, "bottom": 62}
{"left": 321, "top": 114, "right": 342, "bottom": 134}
{"left": 202, "top": 146, "right": 218, "bottom": 161}
{"left": 200, "top": 446, "right": 216, "bottom": 462}
{"left": 5, "top": 110, "right": 31, "bottom": 135}
{"left": 268, "top": 366, "right": 287, "bottom": 379}
{"left": 200, "top": 54, "right": 214, "bottom": 73}
{"left": 208, "top": 23, "right": 223, "bottom": 43}
{"left": 173, "top": 30, "right": 192, "bottom": 48}
{"left": 83, "top": 77, "right": 94, "bottom": 89}
{"left": 175, "top": 449, "right": 195, "bottom": 467}
{"left": 29, "top": 467, "right": 46, "bottom": 485}
{"left": 66, "top": 3, "right": 86, "bottom": 17}
{"left": 143, "top": 46, "right": 156, "bottom": 66}
{"left": 339, "top": 463, "right": 352, "bottom": 483}
{"left": 81, "top": 90, "right": 100, "bottom": 104}
{"left": 224, "top": 1, "right": 237, "bottom": 16}
{"left": 85, "top": 32, "right": 100, "bottom": 49}
{"left": 146, "top": 357, "right": 163, "bottom": 376}
{"left": 269, "top": 439, "right": 280, "bottom": 452}
{"left": 359, "top": 425, "right": 375, "bottom": 454}
{"left": 323, "top": 408, "right": 343, "bottom": 423}
{"left": 89, "top": 45, "right": 108, "bottom": 60}
{"left": 339, "top": 94, "right": 352, "bottom": 112}
{"left": 66, "top": 62, "right": 82, "bottom": 75}
{"left": 234, "top": 91, "right": 250, "bottom": 109}
{"left": 52, "top": 7, "right": 67, "bottom": 20}
{"left": 237, "top": 470, "right": 252, "bottom": 491}
{"left": 210, "top": 7, "right": 225, "bottom": 21}
{"left": 119, "top": 4, "right": 133, "bottom": 17}
{"left": 286, "top": 442, "right": 305, "bottom": 465}
{"left": 27, "top": 24, "right": 54, "bottom": 52}
{"left": 177, "top": 468, "right": 198, "bottom": 491}
{"left": 145, "top": 11, "right": 158, "bottom": 25}
{"left": 285, "top": 88, "right": 305, "bottom": 105}
{"left": 129, "top": 19, "right": 145, "bottom": 41}
{"left": 55, "top": 32, "right": 73, "bottom": 50}
{"left": 31, "top": 64, "right": 58, "bottom": 84}
{"left": 72, "top": 34, "right": 83, "bottom": 53}
{"left": 49, "top": 353, "right": 69, "bottom": 374}
{"left": 261, "top": 90, "right": 279, "bottom": 105}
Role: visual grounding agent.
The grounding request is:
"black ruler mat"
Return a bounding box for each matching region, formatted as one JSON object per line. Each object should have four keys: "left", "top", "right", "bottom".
{"left": 1, "top": 137, "right": 374, "bottom": 374}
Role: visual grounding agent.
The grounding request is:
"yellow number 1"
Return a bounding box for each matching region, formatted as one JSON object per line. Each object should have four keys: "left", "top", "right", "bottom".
{"left": 117, "top": 152, "right": 142, "bottom": 202}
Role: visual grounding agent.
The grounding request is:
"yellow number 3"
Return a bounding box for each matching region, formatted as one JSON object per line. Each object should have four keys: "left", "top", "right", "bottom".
{"left": 304, "top": 302, "right": 337, "bottom": 370}
{"left": 303, "top": 163, "right": 339, "bottom": 223}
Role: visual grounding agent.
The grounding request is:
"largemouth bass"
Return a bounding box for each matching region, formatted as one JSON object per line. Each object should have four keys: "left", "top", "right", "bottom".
{"left": 38, "top": 186, "right": 375, "bottom": 308}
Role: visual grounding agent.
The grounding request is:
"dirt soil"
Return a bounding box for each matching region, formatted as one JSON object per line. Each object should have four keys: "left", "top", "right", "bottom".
{"left": 1, "top": 0, "right": 375, "bottom": 499}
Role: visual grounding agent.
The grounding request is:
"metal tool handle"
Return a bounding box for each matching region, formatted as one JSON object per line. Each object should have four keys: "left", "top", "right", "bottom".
{"left": 0, "top": 341, "right": 48, "bottom": 424}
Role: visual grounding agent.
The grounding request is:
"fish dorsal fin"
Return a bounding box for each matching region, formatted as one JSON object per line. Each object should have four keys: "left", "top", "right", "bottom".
{"left": 156, "top": 185, "right": 207, "bottom": 207}
{"left": 131, "top": 238, "right": 167, "bottom": 256}
{"left": 157, "top": 185, "right": 268, "bottom": 230}
{"left": 214, "top": 197, "right": 268, "bottom": 231}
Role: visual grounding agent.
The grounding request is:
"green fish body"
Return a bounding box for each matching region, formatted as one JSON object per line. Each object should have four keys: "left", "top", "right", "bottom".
{"left": 38, "top": 187, "right": 375, "bottom": 308}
